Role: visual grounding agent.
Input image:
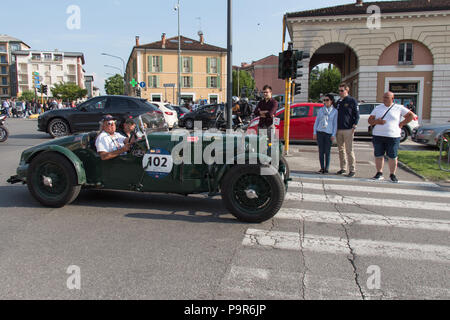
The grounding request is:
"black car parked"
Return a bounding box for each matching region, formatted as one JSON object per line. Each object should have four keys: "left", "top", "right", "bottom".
{"left": 172, "top": 105, "right": 191, "bottom": 119}
{"left": 38, "top": 96, "right": 166, "bottom": 138}
{"left": 178, "top": 104, "right": 225, "bottom": 129}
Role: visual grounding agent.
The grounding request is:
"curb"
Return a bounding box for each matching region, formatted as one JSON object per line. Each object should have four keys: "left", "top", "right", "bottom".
{"left": 397, "top": 160, "right": 429, "bottom": 181}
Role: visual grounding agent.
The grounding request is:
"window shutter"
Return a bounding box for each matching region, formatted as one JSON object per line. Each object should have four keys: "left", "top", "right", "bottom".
{"left": 159, "top": 56, "right": 163, "bottom": 72}
{"left": 157, "top": 76, "right": 160, "bottom": 88}
{"left": 148, "top": 56, "right": 152, "bottom": 73}
{"left": 218, "top": 76, "right": 221, "bottom": 89}
{"left": 190, "top": 57, "right": 193, "bottom": 73}
{"left": 207, "top": 58, "right": 210, "bottom": 74}
{"left": 217, "top": 58, "right": 221, "bottom": 75}
{"left": 190, "top": 76, "right": 193, "bottom": 88}
{"left": 207, "top": 76, "right": 211, "bottom": 88}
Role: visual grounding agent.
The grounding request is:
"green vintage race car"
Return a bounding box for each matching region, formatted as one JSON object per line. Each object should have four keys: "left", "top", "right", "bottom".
{"left": 8, "top": 114, "right": 289, "bottom": 223}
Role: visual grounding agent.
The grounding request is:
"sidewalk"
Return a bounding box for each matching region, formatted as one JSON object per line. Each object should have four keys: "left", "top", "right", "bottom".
{"left": 284, "top": 140, "right": 424, "bottom": 183}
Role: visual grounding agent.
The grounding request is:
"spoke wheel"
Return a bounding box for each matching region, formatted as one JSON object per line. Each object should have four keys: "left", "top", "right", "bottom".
{"left": 0, "top": 125, "right": 8, "bottom": 142}
{"left": 185, "top": 119, "right": 194, "bottom": 130}
{"left": 400, "top": 127, "right": 408, "bottom": 142}
{"left": 27, "top": 152, "right": 81, "bottom": 207}
{"left": 48, "top": 118, "right": 70, "bottom": 138}
{"left": 221, "top": 165, "right": 285, "bottom": 223}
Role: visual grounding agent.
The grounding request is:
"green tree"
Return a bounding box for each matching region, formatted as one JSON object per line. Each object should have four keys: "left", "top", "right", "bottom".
{"left": 232, "top": 70, "right": 255, "bottom": 98}
{"left": 104, "top": 74, "right": 124, "bottom": 95}
{"left": 18, "top": 90, "right": 36, "bottom": 102}
{"left": 309, "top": 65, "right": 341, "bottom": 102}
{"left": 51, "top": 83, "right": 88, "bottom": 102}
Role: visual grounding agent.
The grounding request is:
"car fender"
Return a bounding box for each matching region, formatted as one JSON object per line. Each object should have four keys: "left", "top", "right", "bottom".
{"left": 27, "top": 146, "right": 87, "bottom": 185}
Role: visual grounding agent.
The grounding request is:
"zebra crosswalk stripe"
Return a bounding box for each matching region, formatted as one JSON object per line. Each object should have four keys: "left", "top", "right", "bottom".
{"left": 243, "top": 229, "right": 450, "bottom": 263}
{"left": 274, "top": 208, "right": 450, "bottom": 232}
{"left": 289, "top": 181, "right": 450, "bottom": 199}
{"left": 285, "top": 192, "right": 450, "bottom": 212}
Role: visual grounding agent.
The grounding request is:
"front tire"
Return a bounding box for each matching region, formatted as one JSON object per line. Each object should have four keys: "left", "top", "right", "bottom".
{"left": 27, "top": 152, "right": 81, "bottom": 207}
{"left": 221, "top": 165, "right": 285, "bottom": 223}
{"left": 185, "top": 118, "right": 194, "bottom": 130}
{"left": 400, "top": 127, "right": 409, "bottom": 143}
{"left": 48, "top": 118, "right": 70, "bottom": 138}
{"left": 0, "top": 125, "right": 8, "bottom": 142}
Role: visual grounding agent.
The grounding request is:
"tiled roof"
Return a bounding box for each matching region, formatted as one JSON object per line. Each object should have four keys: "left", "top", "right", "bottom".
{"left": 135, "top": 36, "right": 227, "bottom": 52}
{"left": 286, "top": 0, "right": 450, "bottom": 18}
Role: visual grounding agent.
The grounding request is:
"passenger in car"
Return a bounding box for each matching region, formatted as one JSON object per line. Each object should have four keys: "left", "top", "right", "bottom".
{"left": 119, "top": 118, "right": 138, "bottom": 144}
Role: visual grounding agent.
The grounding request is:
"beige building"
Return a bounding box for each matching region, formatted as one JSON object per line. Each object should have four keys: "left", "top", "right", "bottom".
{"left": 286, "top": 0, "right": 450, "bottom": 124}
{"left": 126, "top": 34, "right": 227, "bottom": 104}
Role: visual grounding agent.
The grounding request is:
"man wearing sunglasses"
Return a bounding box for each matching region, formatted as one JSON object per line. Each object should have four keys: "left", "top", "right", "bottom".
{"left": 95, "top": 114, "right": 130, "bottom": 160}
{"left": 336, "top": 83, "right": 360, "bottom": 177}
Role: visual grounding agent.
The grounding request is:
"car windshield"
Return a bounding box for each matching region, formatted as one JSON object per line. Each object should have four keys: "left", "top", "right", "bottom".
{"left": 164, "top": 104, "right": 175, "bottom": 111}
{"left": 133, "top": 112, "right": 166, "bottom": 134}
{"left": 142, "top": 101, "right": 159, "bottom": 111}
{"left": 179, "top": 107, "right": 190, "bottom": 113}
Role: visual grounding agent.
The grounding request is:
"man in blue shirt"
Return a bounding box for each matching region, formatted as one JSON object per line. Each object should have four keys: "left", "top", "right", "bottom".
{"left": 336, "top": 83, "right": 360, "bottom": 177}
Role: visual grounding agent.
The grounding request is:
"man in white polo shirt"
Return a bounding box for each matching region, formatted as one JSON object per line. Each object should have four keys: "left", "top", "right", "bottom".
{"left": 368, "top": 91, "right": 415, "bottom": 183}
{"left": 95, "top": 115, "right": 130, "bottom": 161}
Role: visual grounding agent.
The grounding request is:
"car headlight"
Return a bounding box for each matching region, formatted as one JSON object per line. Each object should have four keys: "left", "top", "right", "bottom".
{"left": 420, "top": 129, "right": 435, "bottom": 135}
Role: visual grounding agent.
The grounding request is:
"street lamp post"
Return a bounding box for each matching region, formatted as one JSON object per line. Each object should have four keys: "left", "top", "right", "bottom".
{"left": 102, "top": 53, "right": 127, "bottom": 95}
{"left": 226, "top": 0, "right": 232, "bottom": 129}
{"left": 175, "top": 0, "right": 181, "bottom": 105}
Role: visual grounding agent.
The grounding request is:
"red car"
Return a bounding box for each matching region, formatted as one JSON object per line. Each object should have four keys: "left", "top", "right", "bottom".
{"left": 247, "top": 103, "right": 324, "bottom": 141}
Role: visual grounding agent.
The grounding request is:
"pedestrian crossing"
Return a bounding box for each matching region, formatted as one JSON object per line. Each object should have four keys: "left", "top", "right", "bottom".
{"left": 217, "top": 174, "right": 450, "bottom": 300}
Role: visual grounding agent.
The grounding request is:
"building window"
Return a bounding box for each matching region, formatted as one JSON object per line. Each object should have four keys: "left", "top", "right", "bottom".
{"left": 398, "top": 43, "right": 413, "bottom": 65}
{"left": 57, "top": 76, "right": 63, "bottom": 83}
{"left": 2, "top": 77, "right": 7, "bottom": 85}
{"left": 31, "top": 54, "right": 41, "bottom": 61}
{"left": 2, "top": 88, "right": 8, "bottom": 95}
{"left": 67, "top": 65, "right": 76, "bottom": 74}
{"left": 67, "top": 76, "right": 76, "bottom": 83}
{"left": 1, "top": 66, "right": 6, "bottom": 74}
{"left": 0, "top": 45, "right": 6, "bottom": 53}
{"left": 210, "top": 58, "right": 218, "bottom": 74}
{"left": 207, "top": 76, "right": 220, "bottom": 88}
{"left": 152, "top": 56, "right": 162, "bottom": 73}
{"left": 32, "top": 64, "right": 39, "bottom": 72}
{"left": 182, "top": 57, "right": 192, "bottom": 73}
{"left": 56, "top": 65, "right": 63, "bottom": 72}
{"left": 43, "top": 53, "right": 52, "bottom": 61}
{"left": 0, "top": 56, "right": 7, "bottom": 63}
{"left": 182, "top": 76, "right": 192, "bottom": 88}
{"left": 54, "top": 55, "right": 63, "bottom": 62}
{"left": 10, "top": 43, "right": 20, "bottom": 52}
{"left": 148, "top": 75, "right": 159, "bottom": 88}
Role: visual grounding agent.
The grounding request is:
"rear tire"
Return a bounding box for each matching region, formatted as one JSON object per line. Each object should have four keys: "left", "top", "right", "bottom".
{"left": 400, "top": 127, "right": 408, "bottom": 142}
{"left": 221, "top": 165, "right": 285, "bottom": 223}
{"left": 27, "top": 152, "right": 81, "bottom": 207}
{"left": 48, "top": 118, "right": 70, "bottom": 138}
{"left": 0, "top": 125, "right": 8, "bottom": 142}
{"left": 185, "top": 119, "right": 194, "bottom": 130}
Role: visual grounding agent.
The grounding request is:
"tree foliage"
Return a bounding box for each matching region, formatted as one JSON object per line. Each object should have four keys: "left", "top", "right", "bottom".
{"left": 51, "top": 83, "right": 88, "bottom": 102}
{"left": 232, "top": 70, "right": 255, "bottom": 98}
{"left": 18, "top": 90, "right": 36, "bottom": 102}
{"left": 309, "top": 66, "right": 341, "bottom": 102}
{"left": 104, "top": 74, "right": 124, "bottom": 95}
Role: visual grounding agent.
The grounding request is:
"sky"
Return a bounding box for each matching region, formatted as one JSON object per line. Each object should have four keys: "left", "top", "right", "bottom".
{"left": 2, "top": 0, "right": 393, "bottom": 94}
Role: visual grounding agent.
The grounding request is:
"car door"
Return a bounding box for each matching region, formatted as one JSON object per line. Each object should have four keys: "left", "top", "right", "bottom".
{"left": 107, "top": 97, "right": 139, "bottom": 127}
{"left": 289, "top": 105, "right": 311, "bottom": 140}
{"left": 71, "top": 97, "right": 109, "bottom": 132}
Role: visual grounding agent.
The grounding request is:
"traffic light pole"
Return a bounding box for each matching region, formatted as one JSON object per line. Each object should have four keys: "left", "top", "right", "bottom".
{"left": 282, "top": 16, "right": 291, "bottom": 156}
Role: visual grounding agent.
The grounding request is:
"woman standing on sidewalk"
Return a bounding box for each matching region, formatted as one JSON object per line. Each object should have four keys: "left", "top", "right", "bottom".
{"left": 313, "top": 94, "right": 338, "bottom": 174}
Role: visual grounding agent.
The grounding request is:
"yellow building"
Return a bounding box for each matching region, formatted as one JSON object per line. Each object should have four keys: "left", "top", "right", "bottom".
{"left": 126, "top": 34, "right": 227, "bottom": 105}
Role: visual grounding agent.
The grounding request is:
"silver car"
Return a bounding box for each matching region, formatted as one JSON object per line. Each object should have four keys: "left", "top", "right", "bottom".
{"left": 412, "top": 123, "right": 450, "bottom": 147}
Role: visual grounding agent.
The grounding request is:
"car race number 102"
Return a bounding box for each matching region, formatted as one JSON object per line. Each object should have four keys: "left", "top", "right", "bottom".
{"left": 142, "top": 148, "right": 173, "bottom": 179}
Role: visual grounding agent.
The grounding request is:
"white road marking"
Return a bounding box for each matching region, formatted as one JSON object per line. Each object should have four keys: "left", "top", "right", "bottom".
{"left": 289, "top": 181, "right": 450, "bottom": 199}
{"left": 243, "top": 229, "right": 450, "bottom": 263}
{"left": 290, "top": 173, "right": 440, "bottom": 188}
{"left": 274, "top": 208, "right": 450, "bottom": 232}
{"left": 285, "top": 192, "right": 450, "bottom": 212}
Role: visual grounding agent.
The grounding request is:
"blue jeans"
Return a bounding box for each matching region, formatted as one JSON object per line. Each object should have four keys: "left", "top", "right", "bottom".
{"left": 372, "top": 135, "right": 400, "bottom": 159}
{"left": 317, "top": 131, "right": 332, "bottom": 171}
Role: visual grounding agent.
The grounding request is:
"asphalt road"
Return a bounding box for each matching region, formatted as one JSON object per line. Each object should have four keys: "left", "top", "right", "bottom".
{"left": 0, "top": 118, "right": 449, "bottom": 300}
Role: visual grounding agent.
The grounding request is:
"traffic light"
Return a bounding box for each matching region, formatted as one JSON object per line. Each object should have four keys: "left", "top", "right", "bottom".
{"left": 291, "top": 50, "right": 310, "bottom": 80}
{"left": 278, "top": 50, "right": 293, "bottom": 80}
{"left": 37, "top": 86, "right": 42, "bottom": 94}
{"left": 42, "top": 85, "right": 48, "bottom": 95}
{"left": 136, "top": 88, "right": 141, "bottom": 97}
